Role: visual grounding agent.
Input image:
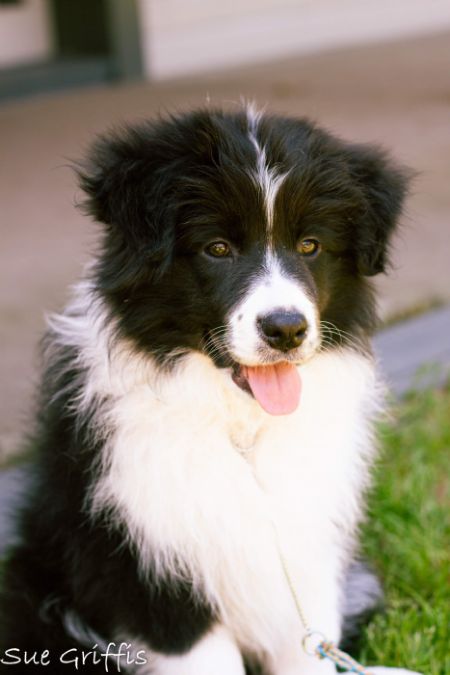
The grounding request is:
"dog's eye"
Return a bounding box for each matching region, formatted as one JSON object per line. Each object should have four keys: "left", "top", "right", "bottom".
{"left": 297, "top": 238, "right": 321, "bottom": 257}
{"left": 204, "top": 241, "right": 232, "bottom": 258}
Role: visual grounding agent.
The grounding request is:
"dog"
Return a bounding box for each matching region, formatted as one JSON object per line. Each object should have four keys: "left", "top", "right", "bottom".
{"left": 0, "top": 106, "right": 420, "bottom": 674}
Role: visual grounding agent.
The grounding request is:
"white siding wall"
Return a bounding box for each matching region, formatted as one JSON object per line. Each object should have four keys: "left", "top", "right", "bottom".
{"left": 137, "top": 0, "right": 450, "bottom": 79}
{"left": 0, "top": 0, "right": 53, "bottom": 68}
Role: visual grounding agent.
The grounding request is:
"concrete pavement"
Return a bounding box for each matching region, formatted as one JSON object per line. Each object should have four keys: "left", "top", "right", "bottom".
{"left": 373, "top": 304, "right": 450, "bottom": 396}
{"left": 0, "top": 465, "right": 30, "bottom": 556}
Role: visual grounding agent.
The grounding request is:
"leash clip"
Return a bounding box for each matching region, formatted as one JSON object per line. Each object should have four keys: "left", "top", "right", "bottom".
{"left": 301, "top": 630, "right": 326, "bottom": 656}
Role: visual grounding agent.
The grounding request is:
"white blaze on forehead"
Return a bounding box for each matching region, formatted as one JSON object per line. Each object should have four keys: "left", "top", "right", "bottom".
{"left": 246, "top": 104, "right": 288, "bottom": 248}
{"left": 228, "top": 252, "right": 319, "bottom": 365}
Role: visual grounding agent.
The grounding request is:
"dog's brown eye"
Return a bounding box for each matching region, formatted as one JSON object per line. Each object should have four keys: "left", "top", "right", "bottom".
{"left": 297, "top": 238, "right": 321, "bottom": 257}
{"left": 205, "top": 241, "right": 231, "bottom": 258}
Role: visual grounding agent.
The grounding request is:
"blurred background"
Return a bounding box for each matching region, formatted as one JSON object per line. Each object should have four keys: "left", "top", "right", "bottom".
{"left": 1, "top": 0, "right": 450, "bottom": 464}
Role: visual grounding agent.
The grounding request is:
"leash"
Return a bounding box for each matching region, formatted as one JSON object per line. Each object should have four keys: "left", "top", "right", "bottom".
{"left": 270, "top": 518, "right": 374, "bottom": 674}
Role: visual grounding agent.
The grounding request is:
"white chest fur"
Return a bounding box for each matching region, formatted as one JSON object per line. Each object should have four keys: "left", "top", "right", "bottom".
{"left": 86, "top": 342, "right": 381, "bottom": 659}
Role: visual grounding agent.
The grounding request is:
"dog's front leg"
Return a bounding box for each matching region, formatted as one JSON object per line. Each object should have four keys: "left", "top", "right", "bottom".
{"left": 274, "top": 647, "right": 338, "bottom": 675}
{"left": 147, "top": 625, "right": 245, "bottom": 675}
{"left": 268, "top": 557, "right": 343, "bottom": 675}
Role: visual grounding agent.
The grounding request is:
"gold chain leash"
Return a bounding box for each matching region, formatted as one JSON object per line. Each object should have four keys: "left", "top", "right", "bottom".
{"left": 269, "top": 517, "right": 375, "bottom": 675}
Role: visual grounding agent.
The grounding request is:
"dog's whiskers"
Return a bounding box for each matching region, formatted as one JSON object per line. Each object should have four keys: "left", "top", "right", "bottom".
{"left": 200, "top": 326, "right": 233, "bottom": 363}
{"left": 319, "top": 321, "right": 365, "bottom": 353}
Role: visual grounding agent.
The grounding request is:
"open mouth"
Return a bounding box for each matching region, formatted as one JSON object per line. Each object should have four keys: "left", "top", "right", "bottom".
{"left": 202, "top": 331, "right": 303, "bottom": 416}
{"left": 231, "top": 361, "right": 302, "bottom": 416}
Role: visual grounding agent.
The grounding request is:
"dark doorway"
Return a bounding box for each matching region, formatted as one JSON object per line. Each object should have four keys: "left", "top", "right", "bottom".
{"left": 51, "top": 0, "right": 111, "bottom": 60}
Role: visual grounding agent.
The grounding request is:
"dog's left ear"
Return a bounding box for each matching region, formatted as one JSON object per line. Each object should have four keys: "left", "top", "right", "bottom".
{"left": 346, "top": 144, "right": 411, "bottom": 276}
{"left": 77, "top": 126, "right": 177, "bottom": 263}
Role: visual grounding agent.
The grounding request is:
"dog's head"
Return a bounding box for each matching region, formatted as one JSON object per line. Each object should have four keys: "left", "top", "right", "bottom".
{"left": 79, "top": 108, "right": 409, "bottom": 413}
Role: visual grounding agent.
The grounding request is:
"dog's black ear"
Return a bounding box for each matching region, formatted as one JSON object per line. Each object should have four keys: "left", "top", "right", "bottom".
{"left": 78, "top": 126, "right": 175, "bottom": 262}
{"left": 346, "top": 144, "right": 410, "bottom": 276}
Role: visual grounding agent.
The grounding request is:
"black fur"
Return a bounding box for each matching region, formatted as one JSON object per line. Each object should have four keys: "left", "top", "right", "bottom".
{"left": 0, "top": 109, "right": 408, "bottom": 673}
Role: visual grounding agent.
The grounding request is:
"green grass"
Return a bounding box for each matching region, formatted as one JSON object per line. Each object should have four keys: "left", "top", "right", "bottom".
{"left": 357, "top": 386, "right": 450, "bottom": 675}
{"left": 0, "top": 388, "right": 448, "bottom": 672}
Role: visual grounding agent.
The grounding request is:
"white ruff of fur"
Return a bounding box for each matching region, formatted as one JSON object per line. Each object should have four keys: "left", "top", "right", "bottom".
{"left": 47, "top": 282, "right": 384, "bottom": 667}
{"left": 246, "top": 104, "right": 288, "bottom": 249}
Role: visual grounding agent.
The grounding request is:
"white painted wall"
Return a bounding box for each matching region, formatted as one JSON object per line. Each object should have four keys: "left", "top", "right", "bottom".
{"left": 137, "top": 0, "right": 450, "bottom": 79}
{"left": 0, "top": 0, "right": 53, "bottom": 68}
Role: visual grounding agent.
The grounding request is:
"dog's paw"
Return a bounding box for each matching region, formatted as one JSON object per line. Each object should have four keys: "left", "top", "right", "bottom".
{"left": 368, "top": 668, "right": 423, "bottom": 675}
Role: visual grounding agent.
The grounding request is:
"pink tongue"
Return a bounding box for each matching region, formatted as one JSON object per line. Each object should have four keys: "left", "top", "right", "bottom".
{"left": 242, "top": 362, "right": 301, "bottom": 415}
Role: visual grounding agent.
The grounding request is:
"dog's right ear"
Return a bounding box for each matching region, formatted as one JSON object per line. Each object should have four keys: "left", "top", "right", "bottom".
{"left": 77, "top": 126, "right": 175, "bottom": 262}
{"left": 344, "top": 143, "right": 411, "bottom": 277}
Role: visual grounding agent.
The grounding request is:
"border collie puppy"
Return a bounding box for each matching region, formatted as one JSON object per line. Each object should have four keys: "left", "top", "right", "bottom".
{"left": 1, "top": 107, "right": 418, "bottom": 675}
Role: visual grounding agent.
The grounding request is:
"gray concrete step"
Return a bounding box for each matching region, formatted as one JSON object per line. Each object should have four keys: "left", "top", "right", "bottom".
{"left": 374, "top": 304, "right": 450, "bottom": 396}
{"left": 0, "top": 465, "right": 31, "bottom": 557}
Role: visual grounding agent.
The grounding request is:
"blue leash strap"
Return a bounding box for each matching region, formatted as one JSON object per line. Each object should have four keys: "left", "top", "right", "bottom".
{"left": 315, "top": 640, "right": 374, "bottom": 675}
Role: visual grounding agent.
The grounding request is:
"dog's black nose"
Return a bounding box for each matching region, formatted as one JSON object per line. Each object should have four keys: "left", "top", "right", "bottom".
{"left": 258, "top": 311, "right": 308, "bottom": 352}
